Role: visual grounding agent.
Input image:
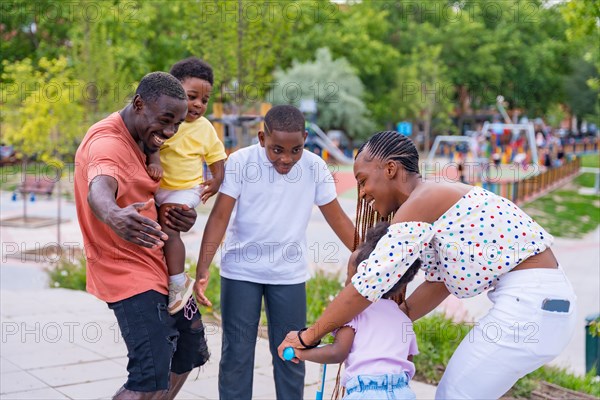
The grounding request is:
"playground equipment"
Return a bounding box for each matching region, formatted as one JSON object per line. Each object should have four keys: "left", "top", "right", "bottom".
{"left": 306, "top": 122, "right": 354, "bottom": 165}
{"left": 481, "top": 121, "right": 539, "bottom": 165}
{"left": 426, "top": 135, "right": 478, "bottom": 167}
{"left": 209, "top": 114, "right": 264, "bottom": 150}
{"left": 427, "top": 122, "right": 538, "bottom": 167}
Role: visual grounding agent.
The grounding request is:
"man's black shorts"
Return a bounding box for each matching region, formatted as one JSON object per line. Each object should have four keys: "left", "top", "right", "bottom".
{"left": 108, "top": 290, "right": 210, "bottom": 392}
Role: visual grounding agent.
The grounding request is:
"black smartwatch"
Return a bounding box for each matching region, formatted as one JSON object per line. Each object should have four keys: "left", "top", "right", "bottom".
{"left": 298, "top": 327, "right": 321, "bottom": 349}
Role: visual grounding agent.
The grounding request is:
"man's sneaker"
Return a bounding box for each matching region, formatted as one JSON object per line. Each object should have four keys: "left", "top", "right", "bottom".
{"left": 168, "top": 274, "right": 195, "bottom": 314}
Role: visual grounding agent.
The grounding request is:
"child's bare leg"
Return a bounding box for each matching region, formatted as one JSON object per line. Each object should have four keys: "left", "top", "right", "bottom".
{"left": 159, "top": 203, "right": 194, "bottom": 314}
{"left": 158, "top": 203, "right": 186, "bottom": 275}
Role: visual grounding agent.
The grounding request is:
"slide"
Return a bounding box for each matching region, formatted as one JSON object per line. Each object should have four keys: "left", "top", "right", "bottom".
{"left": 307, "top": 122, "right": 354, "bottom": 165}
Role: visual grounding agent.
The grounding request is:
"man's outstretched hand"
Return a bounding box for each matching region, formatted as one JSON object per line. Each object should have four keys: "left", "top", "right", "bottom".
{"left": 107, "top": 198, "right": 168, "bottom": 248}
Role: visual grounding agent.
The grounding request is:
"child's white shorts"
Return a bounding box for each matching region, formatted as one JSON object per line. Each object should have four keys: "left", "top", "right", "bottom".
{"left": 155, "top": 186, "right": 202, "bottom": 208}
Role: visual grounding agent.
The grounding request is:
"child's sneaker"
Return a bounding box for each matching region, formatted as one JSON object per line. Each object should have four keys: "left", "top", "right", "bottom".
{"left": 168, "top": 274, "right": 195, "bottom": 314}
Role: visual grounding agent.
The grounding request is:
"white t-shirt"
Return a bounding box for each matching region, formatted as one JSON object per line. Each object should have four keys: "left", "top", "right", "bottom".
{"left": 218, "top": 144, "right": 337, "bottom": 284}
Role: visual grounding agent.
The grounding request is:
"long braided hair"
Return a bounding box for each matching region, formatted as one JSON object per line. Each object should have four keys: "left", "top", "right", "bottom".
{"left": 353, "top": 131, "right": 420, "bottom": 249}
{"left": 333, "top": 133, "right": 420, "bottom": 400}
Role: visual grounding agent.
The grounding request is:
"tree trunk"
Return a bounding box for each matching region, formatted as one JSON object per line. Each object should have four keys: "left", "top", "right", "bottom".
{"left": 423, "top": 112, "right": 432, "bottom": 157}
{"left": 22, "top": 158, "right": 27, "bottom": 222}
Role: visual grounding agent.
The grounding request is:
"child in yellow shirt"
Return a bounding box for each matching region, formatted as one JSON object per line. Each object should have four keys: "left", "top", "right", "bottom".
{"left": 147, "top": 58, "right": 226, "bottom": 314}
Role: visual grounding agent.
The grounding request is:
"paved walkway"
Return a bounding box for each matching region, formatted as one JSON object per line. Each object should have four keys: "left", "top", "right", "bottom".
{"left": 1, "top": 186, "right": 598, "bottom": 398}
{"left": 0, "top": 192, "right": 436, "bottom": 399}
{"left": 0, "top": 263, "right": 437, "bottom": 399}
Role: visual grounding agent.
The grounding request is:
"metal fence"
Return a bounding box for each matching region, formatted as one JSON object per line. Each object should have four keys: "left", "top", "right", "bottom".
{"left": 482, "top": 157, "right": 581, "bottom": 205}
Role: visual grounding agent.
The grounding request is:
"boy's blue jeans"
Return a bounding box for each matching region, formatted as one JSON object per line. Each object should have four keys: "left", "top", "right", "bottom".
{"left": 345, "top": 373, "right": 416, "bottom": 400}
{"left": 218, "top": 277, "right": 306, "bottom": 400}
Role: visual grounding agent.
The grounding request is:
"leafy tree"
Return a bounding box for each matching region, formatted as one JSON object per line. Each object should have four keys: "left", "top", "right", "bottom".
{"left": 564, "top": 60, "right": 599, "bottom": 126}
{"left": 492, "top": 1, "right": 574, "bottom": 115}
{"left": 0, "top": 0, "right": 72, "bottom": 75}
{"left": 561, "top": 0, "right": 599, "bottom": 126}
{"left": 1, "top": 56, "right": 84, "bottom": 164}
{"left": 282, "top": 1, "right": 399, "bottom": 128}
{"left": 69, "top": 2, "right": 148, "bottom": 119}
{"left": 391, "top": 44, "right": 454, "bottom": 152}
{"left": 184, "top": 0, "right": 301, "bottom": 106}
{"left": 270, "top": 48, "right": 373, "bottom": 141}
{"left": 376, "top": 0, "right": 578, "bottom": 125}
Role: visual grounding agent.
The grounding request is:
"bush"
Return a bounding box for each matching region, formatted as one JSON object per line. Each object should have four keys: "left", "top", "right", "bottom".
{"left": 512, "top": 367, "right": 600, "bottom": 398}
{"left": 412, "top": 314, "right": 600, "bottom": 397}
{"left": 306, "top": 271, "right": 344, "bottom": 326}
{"left": 47, "top": 256, "right": 87, "bottom": 291}
{"left": 412, "top": 314, "right": 470, "bottom": 383}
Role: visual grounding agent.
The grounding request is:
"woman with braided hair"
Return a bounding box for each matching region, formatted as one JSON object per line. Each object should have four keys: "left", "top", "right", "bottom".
{"left": 279, "top": 131, "right": 577, "bottom": 399}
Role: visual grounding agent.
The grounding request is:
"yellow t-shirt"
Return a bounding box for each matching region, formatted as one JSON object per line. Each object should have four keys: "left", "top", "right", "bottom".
{"left": 159, "top": 116, "right": 227, "bottom": 190}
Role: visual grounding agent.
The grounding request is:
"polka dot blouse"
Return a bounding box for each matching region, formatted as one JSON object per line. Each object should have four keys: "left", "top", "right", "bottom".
{"left": 351, "top": 186, "right": 554, "bottom": 300}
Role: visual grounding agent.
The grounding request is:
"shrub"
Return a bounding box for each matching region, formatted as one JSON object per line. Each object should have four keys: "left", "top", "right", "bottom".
{"left": 412, "top": 313, "right": 470, "bottom": 383}
{"left": 47, "top": 256, "right": 87, "bottom": 291}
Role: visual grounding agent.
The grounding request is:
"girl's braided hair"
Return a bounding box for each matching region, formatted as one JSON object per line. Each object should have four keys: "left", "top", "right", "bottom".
{"left": 353, "top": 131, "right": 420, "bottom": 249}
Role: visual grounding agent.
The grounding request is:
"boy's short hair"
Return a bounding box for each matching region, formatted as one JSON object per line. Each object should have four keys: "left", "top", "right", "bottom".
{"left": 170, "top": 57, "right": 214, "bottom": 85}
{"left": 355, "top": 221, "right": 421, "bottom": 299}
{"left": 136, "top": 72, "right": 186, "bottom": 103}
{"left": 264, "top": 105, "right": 305, "bottom": 134}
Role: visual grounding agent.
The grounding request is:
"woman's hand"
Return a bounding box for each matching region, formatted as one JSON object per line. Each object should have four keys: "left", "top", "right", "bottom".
{"left": 277, "top": 330, "right": 302, "bottom": 361}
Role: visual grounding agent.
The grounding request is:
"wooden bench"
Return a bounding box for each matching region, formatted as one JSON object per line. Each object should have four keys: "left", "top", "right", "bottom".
{"left": 14, "top": 176, "right": 56, "bottom": 200}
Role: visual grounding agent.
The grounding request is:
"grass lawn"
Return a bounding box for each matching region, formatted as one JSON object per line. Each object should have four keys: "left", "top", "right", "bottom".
{"left": 523, "top": 189, "right": 600, "bottom": 238}
{"left": 522, "top": 154, "right": 599, "bottom": 238}
{"left": 580, "top": 153, "right": 600, "bottom": 168}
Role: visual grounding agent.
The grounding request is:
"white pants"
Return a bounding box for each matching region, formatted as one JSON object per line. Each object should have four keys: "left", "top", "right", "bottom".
{"left": 155, "top": 186, "right": 202, "bottom": 208}
{"left": 436, "top": 267, "right": 577, "bottom": 400}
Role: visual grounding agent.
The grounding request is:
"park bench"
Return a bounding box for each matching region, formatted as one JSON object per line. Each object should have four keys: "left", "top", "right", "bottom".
{"left": 13, "top": 175, "right": 56, "bottom": 200}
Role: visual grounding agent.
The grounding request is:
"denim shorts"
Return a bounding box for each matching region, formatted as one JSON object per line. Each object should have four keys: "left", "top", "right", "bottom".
{"left": 108, "top": 290, "right": 210, "bottom": 392}
{"left": 345, "top": 373, "right": 416, "bottom": 400}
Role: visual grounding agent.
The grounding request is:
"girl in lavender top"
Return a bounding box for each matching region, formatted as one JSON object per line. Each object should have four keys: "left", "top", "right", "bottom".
{"left": 291, "top": 222, "right": 420, "bottom": 400}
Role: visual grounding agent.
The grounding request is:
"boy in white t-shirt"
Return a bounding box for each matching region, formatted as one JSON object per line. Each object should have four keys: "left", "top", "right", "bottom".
{"left": 194, "top": 105, "right": 355, "bottom": 400}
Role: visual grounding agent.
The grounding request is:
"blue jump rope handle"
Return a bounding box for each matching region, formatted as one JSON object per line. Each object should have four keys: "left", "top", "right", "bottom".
{"left": 283, "top": 347, "right": 295, "bottom": 361}
{"left": 283, "top": 347, "right": 327, "bottom": 400}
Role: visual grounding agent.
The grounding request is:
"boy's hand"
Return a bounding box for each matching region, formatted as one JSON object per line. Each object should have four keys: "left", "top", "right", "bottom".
{"left": 193, "top": 275, "right": 212, "bottom": 307}
{"left": 200, "top": 179, "right": 220, "bottom": 204}
{"left": 146, "top": 163, "right": 163, "bottom": 181}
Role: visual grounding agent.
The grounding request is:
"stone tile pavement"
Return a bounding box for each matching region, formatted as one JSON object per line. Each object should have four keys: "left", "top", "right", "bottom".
{"left": 0, "top": 263, "right": 437, "bottom": 399}
{"left": 2, "top": 190, "right": 598, "bottom": 398}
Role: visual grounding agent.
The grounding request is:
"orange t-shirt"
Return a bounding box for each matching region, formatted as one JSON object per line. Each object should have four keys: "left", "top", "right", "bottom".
{"left": 74, "top": 112, "right": 168, "bottom": 303}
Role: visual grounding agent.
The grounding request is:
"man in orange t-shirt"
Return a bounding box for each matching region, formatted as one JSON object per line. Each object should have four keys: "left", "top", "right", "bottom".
{"left": 74, "top": 72, "right": 209, "bottom": 399}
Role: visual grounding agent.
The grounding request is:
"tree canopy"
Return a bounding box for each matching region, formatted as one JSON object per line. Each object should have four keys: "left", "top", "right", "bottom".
{"left": 1, "top": 0, "right": 597, "bottom": 158}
